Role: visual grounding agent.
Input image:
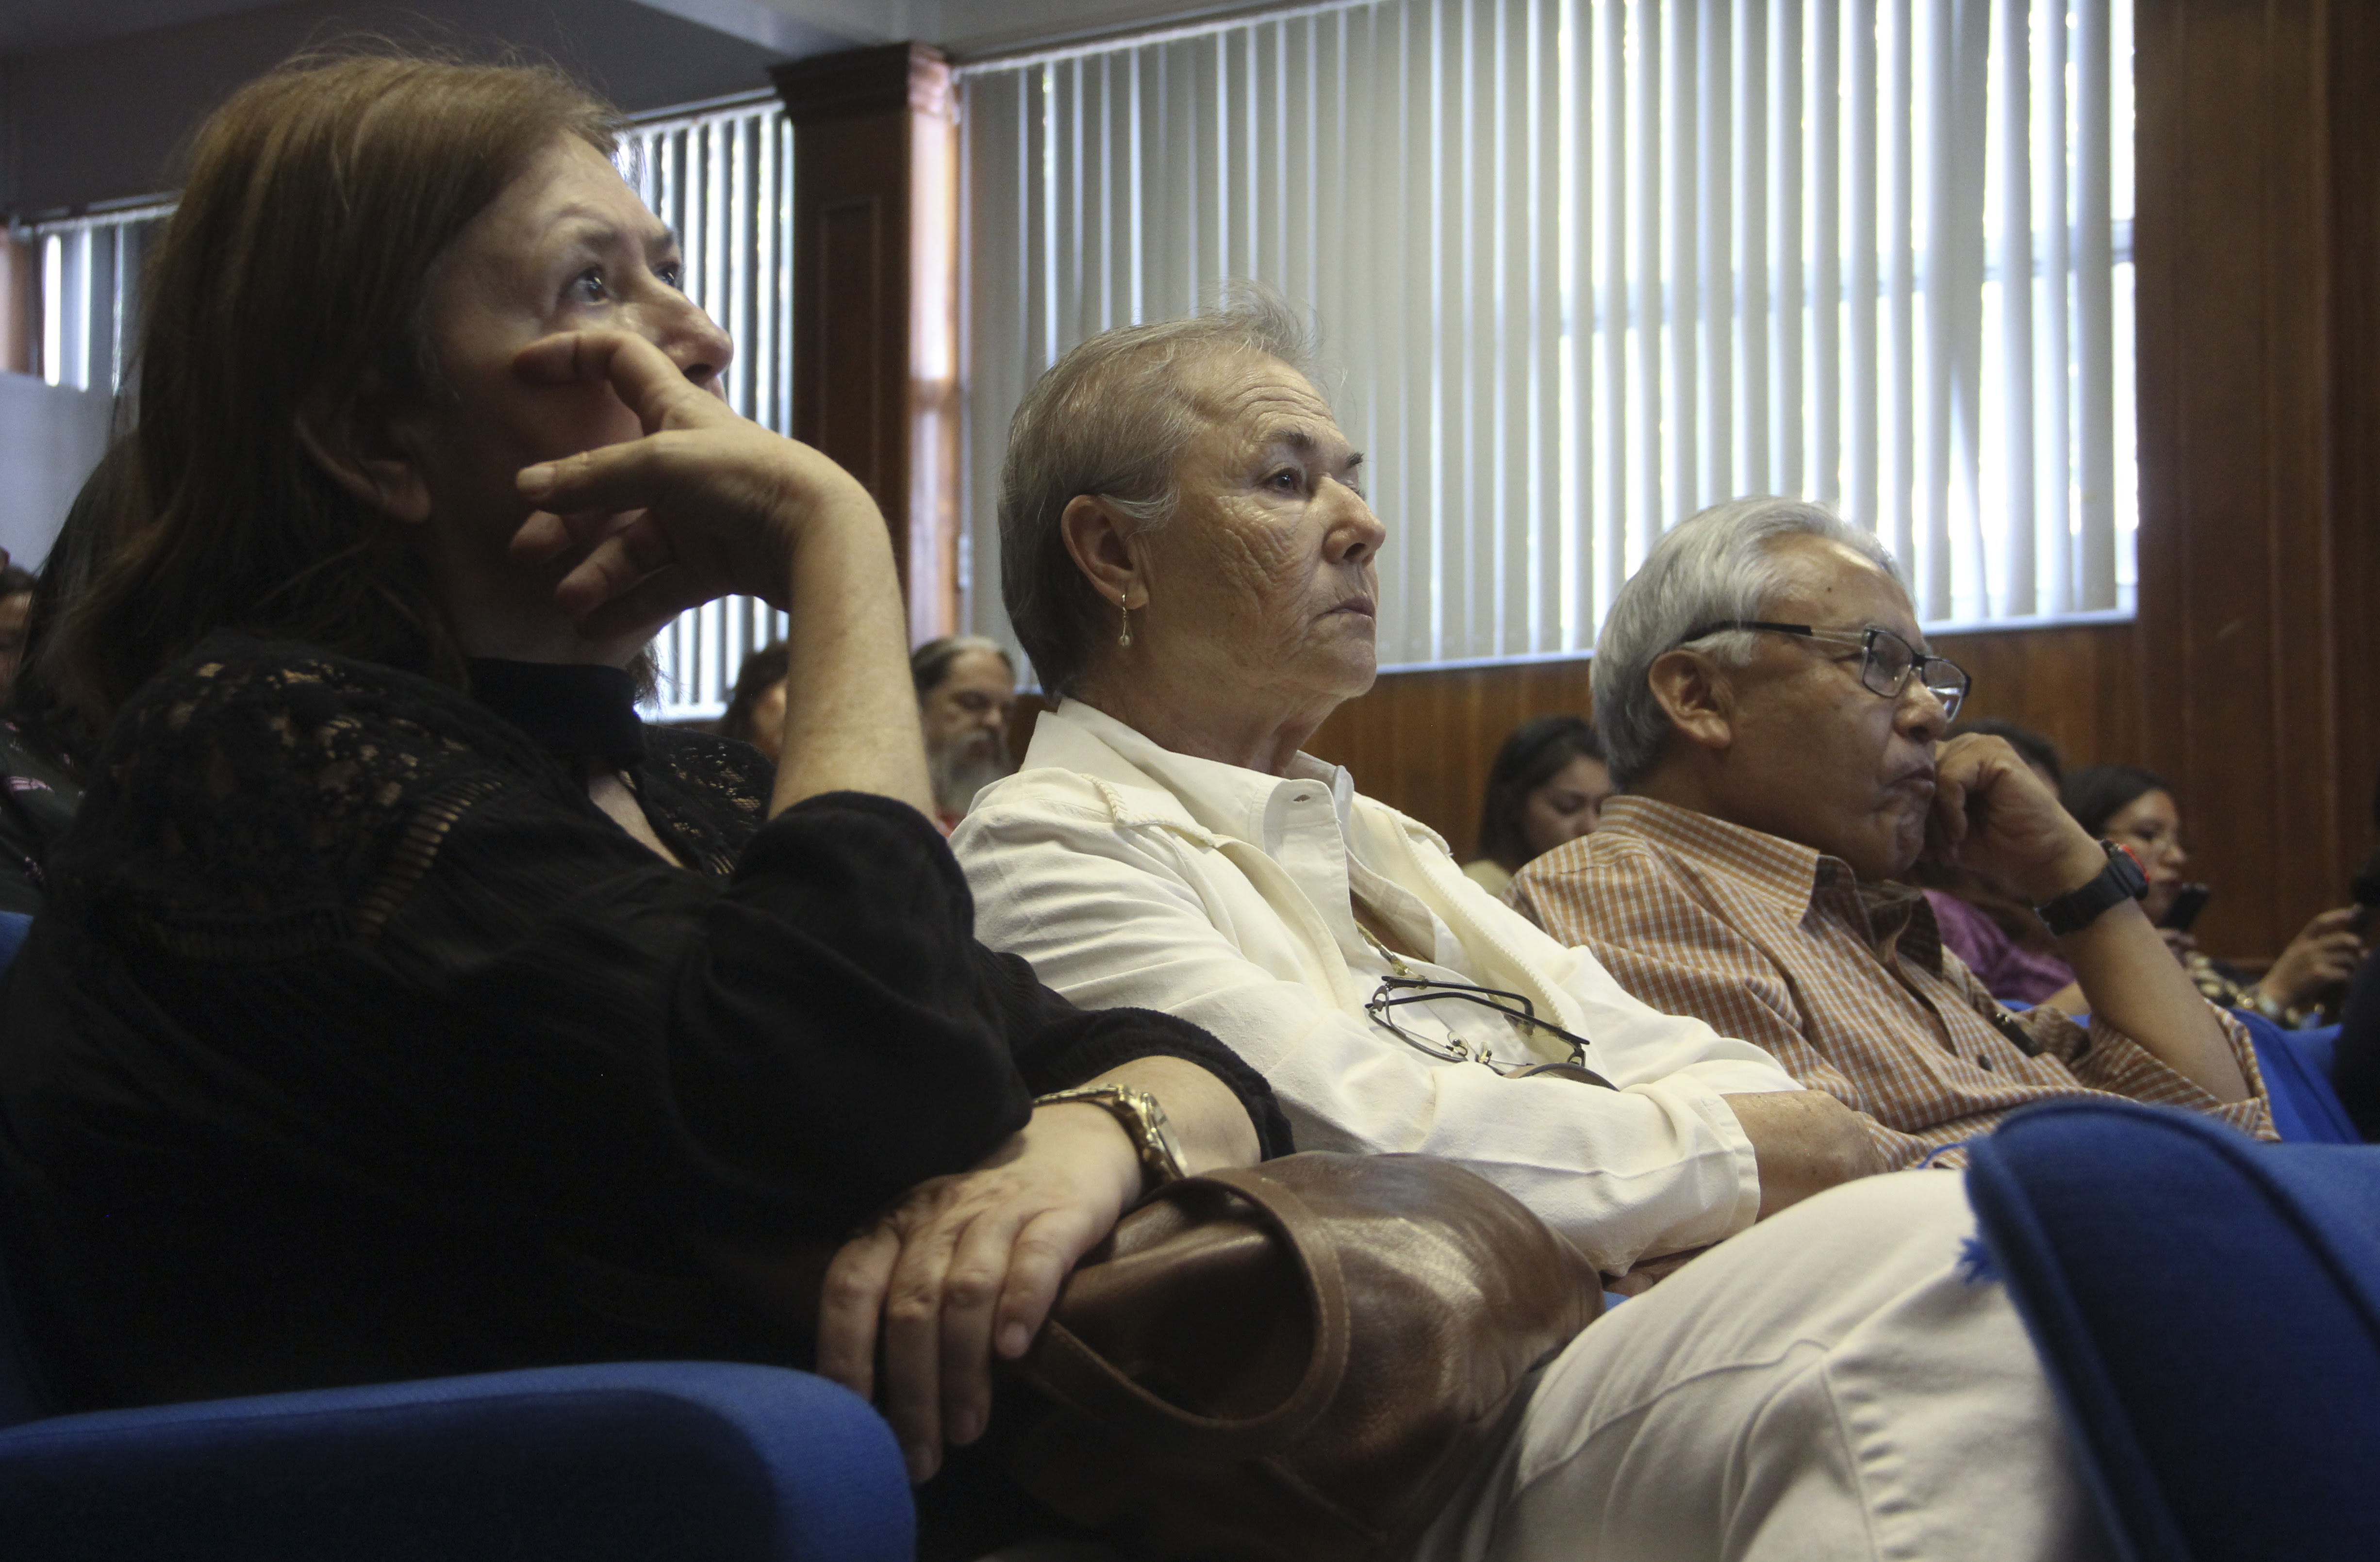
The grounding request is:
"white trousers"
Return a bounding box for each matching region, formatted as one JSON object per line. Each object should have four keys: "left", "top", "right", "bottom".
{"left": 1419, "top": 1170, "right": 2115, "bottom": 1562}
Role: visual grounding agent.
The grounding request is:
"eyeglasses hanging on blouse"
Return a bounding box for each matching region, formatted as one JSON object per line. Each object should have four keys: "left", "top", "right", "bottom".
{"left": 1361, "top": 972, "right": 1616, "bottom": 1086}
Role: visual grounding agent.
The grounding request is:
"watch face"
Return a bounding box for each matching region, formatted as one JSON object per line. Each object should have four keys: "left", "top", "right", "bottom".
{"left": 2108, "top": 843, "right": 2149, "bottom": 899}
{"left": 1129, "top": 1089, "right": 1190, "bottom": 1182}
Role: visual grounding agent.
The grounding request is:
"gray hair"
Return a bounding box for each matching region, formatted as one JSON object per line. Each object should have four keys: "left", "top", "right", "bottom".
{"left": 997, "top": 286, "right": 1317, "bottom": 697}
{"left": 1591, "top": 495, "right": 1906, "bottom": 787}
{"left": 910, "top": 633, "right": 1014, "bottom": 699}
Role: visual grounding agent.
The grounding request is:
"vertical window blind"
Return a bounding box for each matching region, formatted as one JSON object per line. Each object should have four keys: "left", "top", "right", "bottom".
{"left": 25, "top": 96, "right": 794, "bottom": 720}
{"left": 959, "top": 0, "right": 2135, "bottom": 673}
{"left": 29, "top": 201, "right": 172, "bottom": 401}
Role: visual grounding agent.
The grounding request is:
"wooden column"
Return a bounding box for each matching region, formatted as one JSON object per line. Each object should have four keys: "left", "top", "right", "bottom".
{"left": 2133, "top": 0, "right": 2380, "bottom": 959}
{"left": 0, "top": 234, "right": 38, "bottom": 376}
{"left": 772, "top": 43, "right": 961, "bottom": 645}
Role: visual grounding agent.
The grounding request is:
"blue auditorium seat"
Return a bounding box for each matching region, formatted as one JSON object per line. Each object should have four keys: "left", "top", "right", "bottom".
{"left": 1968, "top": 1101, "right": 2380, "bottom": 1561}
{"left": 2234, "top": 1011, "right": 2360, "bottom": 1144}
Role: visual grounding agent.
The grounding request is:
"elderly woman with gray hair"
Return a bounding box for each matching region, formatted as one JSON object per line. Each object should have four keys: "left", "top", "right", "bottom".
{"left": 952, "top": 299, "right": 2111, "bottom": 1562}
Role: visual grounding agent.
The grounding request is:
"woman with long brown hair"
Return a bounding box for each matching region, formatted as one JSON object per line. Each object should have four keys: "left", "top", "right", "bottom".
{"left": 0, "top": 51, "right": 1281, "bottom": 1553}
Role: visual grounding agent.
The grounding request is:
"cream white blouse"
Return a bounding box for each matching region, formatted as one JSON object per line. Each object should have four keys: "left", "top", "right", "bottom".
{"left": 952, "top": 698, "right": 1804, "bottom": 1272}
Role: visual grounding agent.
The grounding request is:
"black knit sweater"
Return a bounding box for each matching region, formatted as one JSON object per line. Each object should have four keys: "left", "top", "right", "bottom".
{"left": 0, "top": 632, "right": 1287, "bottom": 1415}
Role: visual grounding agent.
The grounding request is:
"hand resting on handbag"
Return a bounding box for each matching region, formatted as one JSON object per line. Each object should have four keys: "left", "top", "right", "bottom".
{"left": 816, "top": 1054, "right": 1264, "bottom": 1484}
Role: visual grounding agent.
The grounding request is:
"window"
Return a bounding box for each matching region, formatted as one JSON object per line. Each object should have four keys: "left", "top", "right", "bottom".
{"left": 28, "top": 199, "right": 172, "bottom": 398}
{"left": 959, "top": 0, "right": 2134, "bottom": 672}
{"left": 27, "top": 94, "right": 797, "bottom": 721}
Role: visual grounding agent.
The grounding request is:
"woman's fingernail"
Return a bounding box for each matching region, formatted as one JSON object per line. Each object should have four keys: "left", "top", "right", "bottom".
{"left": 905, "top": 1445, "right": 938, "bottom": 1484}
{"left": 518, "top": 463, "right": 556, "bottom": 497}
{"left": 999, "top": 1322, "right": 1031, "bottom": 1357}
{"left": 949, "top": 1408, "right": 982, "bottom": 1446}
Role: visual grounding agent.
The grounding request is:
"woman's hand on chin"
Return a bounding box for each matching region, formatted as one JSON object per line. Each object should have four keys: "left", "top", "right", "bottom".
{"left": 507, "top": 329, "right": 882, "bottom": 641}
{"left": 815, "top": 1102, "right": 1144, "bottom": 1485}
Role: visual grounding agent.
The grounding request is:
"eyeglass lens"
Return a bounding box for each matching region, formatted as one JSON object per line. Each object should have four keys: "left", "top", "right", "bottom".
{"left": 1860, "top": 629, "right": 1967, "bottom": 720}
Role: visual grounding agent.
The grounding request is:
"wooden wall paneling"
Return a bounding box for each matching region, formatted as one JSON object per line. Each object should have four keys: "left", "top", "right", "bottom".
{"left": 1304, "top": 658, "right": 1598, "bottom": 858}
{"left": 1926, "top": 624, "right": 2143, "bottom": 775}
{"left": 773, "top": 43, "right": 961, "bottom": 645}
{"left": 811, "top": 173, "right": 888, "bottom": 486}
{"left": 2135, "top": 0, "right": 2380, "bottom": 958}
{"left": 2327, "top": 0, "right": 2380, "bottom": 883}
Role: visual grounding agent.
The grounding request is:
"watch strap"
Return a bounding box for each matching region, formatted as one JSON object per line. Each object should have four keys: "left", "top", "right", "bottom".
{"left": 2034, "top": 839, "right": 2148, "bottom": 937}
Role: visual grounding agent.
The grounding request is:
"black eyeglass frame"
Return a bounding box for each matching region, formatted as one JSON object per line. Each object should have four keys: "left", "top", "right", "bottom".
{"left": 1675, "top": 619, "right": 1970, "bottom": 722}
{"left": 1363, "top": 973, "right": 1614, "bottom": 1085}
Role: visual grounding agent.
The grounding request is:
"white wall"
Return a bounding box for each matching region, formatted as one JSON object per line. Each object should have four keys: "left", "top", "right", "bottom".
{"left": 0, "top": 373, "right": 111, "bottom": 568}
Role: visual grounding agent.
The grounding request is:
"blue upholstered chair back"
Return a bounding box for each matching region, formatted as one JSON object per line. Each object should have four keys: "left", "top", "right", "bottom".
{"left": 2232, "top": 1010, "right": 2359, "bottom": 1144}
{"left": 1969, "top": 1101, "right": 2380, "bottom": 1559}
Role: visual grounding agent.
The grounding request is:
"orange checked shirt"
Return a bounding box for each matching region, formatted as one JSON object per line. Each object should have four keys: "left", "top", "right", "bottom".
{"left": 1508, "top": 795, "right": 2276, "bottom": 1168}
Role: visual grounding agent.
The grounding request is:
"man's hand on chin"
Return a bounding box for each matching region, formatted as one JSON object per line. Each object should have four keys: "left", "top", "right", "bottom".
{"left": 1929, "top": 742, "right": 2249, "bottom": 1104}
{"left": 1926, "top": 734, "right": 2105, "bottom": 901}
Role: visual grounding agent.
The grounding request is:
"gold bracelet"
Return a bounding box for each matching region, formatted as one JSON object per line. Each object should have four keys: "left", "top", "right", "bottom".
{"left": 1033, "top": 1084, "right": 1189, "bottom": 1191}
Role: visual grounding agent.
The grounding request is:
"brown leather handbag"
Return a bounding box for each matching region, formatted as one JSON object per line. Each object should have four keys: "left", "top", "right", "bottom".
{"left": 998, "top": 1152, "right": 1603, "bottom": 1562}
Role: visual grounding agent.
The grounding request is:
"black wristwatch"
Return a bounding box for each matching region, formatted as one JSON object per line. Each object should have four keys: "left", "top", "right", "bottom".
{"left": 2034, "top": 840, "right": 2148, "bottom": 937}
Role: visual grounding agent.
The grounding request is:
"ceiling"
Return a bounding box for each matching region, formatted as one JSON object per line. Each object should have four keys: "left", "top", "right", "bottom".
{"left": 765, "top": 0, "right": 1290, "bottom": 57}
{"left": 0, "top": 0, "right": 1265, "bottom": 60}
{"left": 0, "top": 0, "right": 1272, "bottom": 213}
{"left": 1, "top": 0, "right": 286, "bottom": 56}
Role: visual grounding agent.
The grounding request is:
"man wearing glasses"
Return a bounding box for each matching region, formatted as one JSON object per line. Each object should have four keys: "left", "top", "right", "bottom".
{"left": 1512, "top": 496, "right": 2271, "bottom": 1168}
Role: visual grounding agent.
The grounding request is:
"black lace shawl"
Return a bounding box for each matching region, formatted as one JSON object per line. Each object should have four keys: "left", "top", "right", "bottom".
{"left": 0, "top": 721, "right": 79, "bottom": 915}
{"left": 0, "top": 632, "right": 1288, "bottom": 1416}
